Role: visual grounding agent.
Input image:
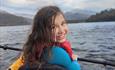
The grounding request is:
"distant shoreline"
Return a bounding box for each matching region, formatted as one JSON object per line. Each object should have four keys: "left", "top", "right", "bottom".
{"left": 0, "top": 21, "right": 115, "bottom": 26}
{"left": 0, "top": 24, "right": 31, "bottom": 26}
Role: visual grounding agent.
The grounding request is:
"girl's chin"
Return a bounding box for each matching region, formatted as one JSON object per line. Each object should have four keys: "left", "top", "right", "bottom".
{"left": 56, "top": 38, "right": 66, "bottom": 43}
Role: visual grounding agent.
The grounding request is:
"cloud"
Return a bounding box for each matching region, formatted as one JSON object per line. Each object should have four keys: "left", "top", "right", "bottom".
{"left": 0, "top": 0, "right": 56, "bottom": 15}
{"left": 0, "top": 0, "right": 115, "bottom": 14}
{"left": 80, "top": 0, "right": 115, "bottom": 11}
{"left": 8, "top": 0, "right": 33, "bottom": 5}
{"left": 4, "top": 0, "right": 55, "bottom": 8}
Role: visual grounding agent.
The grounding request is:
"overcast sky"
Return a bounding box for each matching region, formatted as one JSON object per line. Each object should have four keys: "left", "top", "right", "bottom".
{"left": 0, "top": 0, "right": 115, "bottom": 15}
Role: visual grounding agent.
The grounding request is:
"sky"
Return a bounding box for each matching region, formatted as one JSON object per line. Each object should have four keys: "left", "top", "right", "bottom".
{"left": 0, "top": 0, "right": 115, "bottom": 15}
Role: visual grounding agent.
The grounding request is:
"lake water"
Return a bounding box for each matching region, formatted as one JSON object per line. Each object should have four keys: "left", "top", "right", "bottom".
{"left": 0, "top": 22, "right": 115, "bottom": 70}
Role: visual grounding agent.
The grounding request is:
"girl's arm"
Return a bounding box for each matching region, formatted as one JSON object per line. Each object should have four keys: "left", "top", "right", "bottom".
{"left": 45, "top": 46, "right": 81, "bottom": 70}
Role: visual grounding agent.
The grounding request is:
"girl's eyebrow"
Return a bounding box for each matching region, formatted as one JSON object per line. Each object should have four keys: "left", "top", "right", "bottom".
{"left": 53, "top": 20, "right": 66, "bottom": 26}
{"left": 62, "top": 20, "right": 67, "bottom": 23}
{"left": 63, "top": 21, "right": 66, "bottom": 23}
{"left": 51, "top": 24, "right": 56, "bottom": 27}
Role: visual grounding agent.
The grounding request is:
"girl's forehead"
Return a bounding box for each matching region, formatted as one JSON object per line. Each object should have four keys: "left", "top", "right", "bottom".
{"left": 55, "top": 13, "right": 64, "bottom": 19}
{"left": 54, "top": 14, "right": 65, "bottom": 24}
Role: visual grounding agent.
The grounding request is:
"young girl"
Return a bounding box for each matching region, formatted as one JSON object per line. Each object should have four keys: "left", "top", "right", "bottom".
{"left": 8, "top": 6, "right": 80, "bottom": 70}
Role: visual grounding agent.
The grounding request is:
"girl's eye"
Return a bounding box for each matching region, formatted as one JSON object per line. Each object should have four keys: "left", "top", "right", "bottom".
{"left": 52, "top": 26, "right": 55, "bottom": 29}
{"left": 51, "top": 25, "right": 56, "bottom": 29}
{"left": 61, "top": 22, "right": 66, "bottom": 26}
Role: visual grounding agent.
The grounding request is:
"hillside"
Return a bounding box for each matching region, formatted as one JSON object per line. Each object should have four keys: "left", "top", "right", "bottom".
{"left": 0, "top": 10, "right": 31, "bottom": 26}
{"left": 64, "top": 9, "right": 96, "bottom": 22}
{"left": 86, "top": 9, "right": 115, "bottom": 22}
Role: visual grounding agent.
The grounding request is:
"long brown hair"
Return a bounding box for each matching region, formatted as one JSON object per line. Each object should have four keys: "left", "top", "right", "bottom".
{"left": 22, "top": 6, "right": 65, "bottom": 65}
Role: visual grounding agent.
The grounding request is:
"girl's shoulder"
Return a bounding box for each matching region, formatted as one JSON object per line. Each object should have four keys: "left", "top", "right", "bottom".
{"left": 45, "top": 46, "right": 72, "bottom": 66}
{"left": 47, "top": 46, "right": 81, "bottom": 70}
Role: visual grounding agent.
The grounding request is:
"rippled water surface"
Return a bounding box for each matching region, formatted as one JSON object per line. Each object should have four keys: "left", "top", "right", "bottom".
{"left": 0, "top": 22, "right": 115, "bottom": 70}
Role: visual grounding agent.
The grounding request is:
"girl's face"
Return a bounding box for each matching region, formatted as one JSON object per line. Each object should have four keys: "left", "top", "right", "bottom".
{"left": 51, "top": 13, "right": 68, "bottom": 43}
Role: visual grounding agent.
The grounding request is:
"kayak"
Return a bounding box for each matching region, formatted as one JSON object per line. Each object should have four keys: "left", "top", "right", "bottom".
{"left": 8, "top": 55, "right": 24, "bottom": 70}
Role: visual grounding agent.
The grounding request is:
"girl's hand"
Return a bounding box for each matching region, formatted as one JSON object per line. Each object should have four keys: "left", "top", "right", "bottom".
{"left": 72, "top": 54, "right": 78, "bottom": 60}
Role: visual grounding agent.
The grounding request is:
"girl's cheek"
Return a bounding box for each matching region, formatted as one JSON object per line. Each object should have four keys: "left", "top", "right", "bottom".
{"left": 65, "top": 27, "right": 68, "bottom": 35}
{"left": 51, "top": 32, "right": 57, "bottom": 41}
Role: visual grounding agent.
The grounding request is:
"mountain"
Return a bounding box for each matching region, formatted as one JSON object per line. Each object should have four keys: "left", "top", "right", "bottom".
{"left": 86, "top": 9, "right": 115, "bottom": 22}
{"left": 15, "top": 13, "right": 34, "bottom": 19}
{"left": 0, "top": 10, "right": 32, "bottom": 26}
{"left": 64, "top": 9, "right": 96, "bottom": 22}
{"left": 71, "top": 9, "right": 96, "bottom": 15}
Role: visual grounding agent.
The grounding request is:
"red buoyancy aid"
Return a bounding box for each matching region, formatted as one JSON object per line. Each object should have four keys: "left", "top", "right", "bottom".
{"left": 58, "top": 40, "right": 73, "bottom": 60}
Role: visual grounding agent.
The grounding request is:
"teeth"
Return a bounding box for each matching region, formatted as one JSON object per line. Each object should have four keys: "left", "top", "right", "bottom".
{"left": 58, "top": 35, "right": 64, "bottom": 37}
{"left": 57, "top": 35, "right": 65, "bottom": 39}
{"left": 58, "top": 34, "right": 64, "bottom": 36}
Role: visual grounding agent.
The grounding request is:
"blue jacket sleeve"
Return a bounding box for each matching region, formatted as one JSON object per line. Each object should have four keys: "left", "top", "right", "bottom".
{"left": 45, "top": 46, "right": 81, "bottom": 70}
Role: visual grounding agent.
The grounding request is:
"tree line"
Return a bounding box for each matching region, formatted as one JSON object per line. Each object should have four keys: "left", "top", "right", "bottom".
{"left": 86, "top": 8, "right": 115, "bottom": 22}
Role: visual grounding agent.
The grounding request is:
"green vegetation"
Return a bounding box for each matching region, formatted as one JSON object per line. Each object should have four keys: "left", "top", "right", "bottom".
{"left": 86, "top": 9, "right": 115, "bottom": 22}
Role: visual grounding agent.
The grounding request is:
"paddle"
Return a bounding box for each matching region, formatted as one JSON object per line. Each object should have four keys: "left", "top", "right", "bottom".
{"left": 0, "top": 45, "right": 115, "bottom": 67}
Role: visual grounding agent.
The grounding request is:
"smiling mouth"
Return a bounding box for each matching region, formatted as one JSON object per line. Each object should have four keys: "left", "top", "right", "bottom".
{"left": 56, "top": 35, "right": 65, "bottom": 40}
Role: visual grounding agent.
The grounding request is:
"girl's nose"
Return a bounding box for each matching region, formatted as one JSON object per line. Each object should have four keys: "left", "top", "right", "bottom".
{"left": 58, "top": 26, "right": 64, "bottom": 34}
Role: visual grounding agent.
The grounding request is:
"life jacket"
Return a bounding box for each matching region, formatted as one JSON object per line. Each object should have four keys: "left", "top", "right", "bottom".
{"left": 57, "top": 40, "right": 73, "bottom": 60}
